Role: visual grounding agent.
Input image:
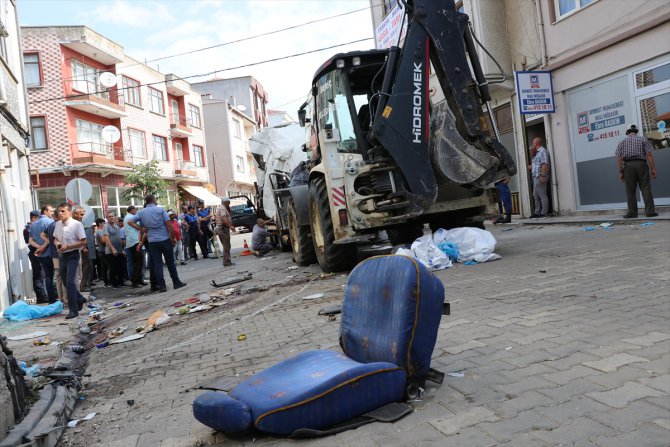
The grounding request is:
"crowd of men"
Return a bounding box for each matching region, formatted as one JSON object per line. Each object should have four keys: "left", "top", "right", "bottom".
{"left": 22, "top": 194, "right": 262, "bottom": 319}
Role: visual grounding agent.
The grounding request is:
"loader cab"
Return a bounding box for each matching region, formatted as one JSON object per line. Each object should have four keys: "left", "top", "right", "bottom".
{"left": 300, "top": 50, "right": 389, "bottom": 161}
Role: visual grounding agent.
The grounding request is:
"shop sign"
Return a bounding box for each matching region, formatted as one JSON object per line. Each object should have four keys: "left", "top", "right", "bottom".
{"left": 375, "top": 3, "right": 407, "bottom": 49}
{"left": 515, "top": 71, "right": 555, "bottom": 114}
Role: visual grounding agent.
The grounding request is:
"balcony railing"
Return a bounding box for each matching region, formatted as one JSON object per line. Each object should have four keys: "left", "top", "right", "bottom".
{"left": 72, "top": 141, "right": 113, "bottom": 157}
{"left": 170, "top": 114, "right": 190, "bottom": 127}
{"left": 70, "top": 143, "right": 134, "bottom": 167}
{"left": 65, "top": 79, "right": 125, "bottom": 106}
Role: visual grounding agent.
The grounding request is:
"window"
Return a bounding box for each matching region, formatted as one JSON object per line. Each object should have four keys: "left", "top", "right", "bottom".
{"left": 36, "top": 186, "right": 103, "bottom": 219}
{"left": 71, "top": 60, "right": 99, "bottom": 94}
{"left": 635, "top": 63, "right": 670, "bottom": 90}
{"left": 153, "top": 135, "right": 167, "bottom": 161}
{"left": 555, "top": 0, "right": 594, "bottom": 18}
{"left": 24, "top": 53, "right": 42, "bottom": 87}
{"left": 30, "top": 116, "right": 47, "bottom": 151}
{"left": 148, "top": 87, "right": 165, "bottom": 114}
{"left": 106, "top": 187, "right": 143, "bottom": 218}
{"left": 122, "top": 76, "right": 141, "bottom": 107}
{"left": 188, "top": 104, "right": 201, "bottom": 128}
{"left": 128, "top": 128, "right": 146, "bottom": 158}
{"left": 233, "top": 119, "right": 241, "bottom": 138}
{"left": 192, "top": 145, "right": 204, "bottom": 167}
{"left": 76, "top": 119, "right": 111, "bottom": 154}
{"left": 235, "top": 155, "right": 244, "bottom": 172}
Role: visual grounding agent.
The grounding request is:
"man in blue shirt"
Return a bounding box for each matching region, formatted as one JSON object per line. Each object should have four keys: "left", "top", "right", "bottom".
{"left": 29, "top": 204, "right": 58, "bottom": 303}
{"left": 129, "top": 194, "right": 186, "bottom": 293}
{"left": 124, "top": 205, "right": 144, "bottom": 287}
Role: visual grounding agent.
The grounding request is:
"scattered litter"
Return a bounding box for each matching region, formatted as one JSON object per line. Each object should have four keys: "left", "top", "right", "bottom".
{"left": 7, "top": 331, "right": 49, "bottom": 341}
{"left": 464, "top": 261, "right": 478, "bottom": 266}
{"left": 32, "top": 336, "right": 50, "bottom": 346}
{"left": 78, "top": 325, "right": 91, "bottom": 335}
{"left": 286, "top": 275, "right": 295, "bottom": 278}
{"left": 288, "top": 266, "right": 299, "bottom": 271}
{"left": 19, "top": 361, "right": 41, "bottom": 377}
{"left": 69, "top": 345, "right": 85, "bottom": 354}
{"left": 3, "top": 300, "right": 63, "bottom": 322}
{"left": 109, "top": 333, "right": 145, "bottom": 345}
{"left": 108, "top": 326, "right": 128, "bottom": 339}
{"left": 176, "top": 305, "right": 194, "bottom": 315}
{"left": 137, "top": 310, "right": 170, "bottom": 333}
{"left": 640, "top": 222, "right": 655, "bottom": 226}
{"left": 302, "top": 293, "right": 325, "bottom": 300}
{"left": 598, "top": 222, "right": 613, "bottom": 228}
{"left": 211, "top": 273, "right": 253, "bottom": 288}
{"left": 67, "top": 412, "right": 96, "bottom": 428}
{"left": 328, "top": 314, "right": 337, "bottom": 322}
{"left": 436, "top": 242, "right": 460, "bottom": 262}
{"left": 583, "top": 227, "right": 596, "bottom": 231}
{"left": 172, "top": 297, "right": 199, "bottom": 308}
{"left": 110, "top": 302, "right": 132, "bottom": 310}
{"left": 188, "top": 305, "right": 213, "bottom": 313}
{"left": 222, "top": 288, "right": 236, "bottom": 296}
{"left": 446, "top": 371, "right": 464, "bottom": 378}
{"left": 237, "top": 334, "right": 247, "bottom": 341}
{"left": 318, "top": 305, "right": 342, "bottom": 316}
{"left": 95, "top": 341, "right": 109, "bottom": 349}
{"left": 198, "top": 293, "right": 211, "bottom": 303}
{"left": 501, "top": 228, "right": 515, "bottom": 232}
{"left": 539, "top": 269, "right": 547, "bottom": 273}
{"left": 506, "top": 347, "right": 513, "bottom": 351}
{"left": 127, "top": 400, "right": 135, "bottom": 406}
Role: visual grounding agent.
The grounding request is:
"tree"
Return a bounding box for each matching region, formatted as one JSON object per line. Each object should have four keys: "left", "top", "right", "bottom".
{"left": 123, "top": 159, "right": 170, "bottom": 203}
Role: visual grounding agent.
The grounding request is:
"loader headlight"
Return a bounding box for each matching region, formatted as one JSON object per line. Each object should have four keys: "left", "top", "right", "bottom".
{"left": 336, "top": 59, "right": 345, "bottom": 68}
{"left": 352, "top": 57, "right": 361, "bottom": 66}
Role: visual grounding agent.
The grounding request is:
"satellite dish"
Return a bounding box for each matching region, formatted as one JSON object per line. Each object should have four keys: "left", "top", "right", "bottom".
{"left": 237, "top": 104, "right": 247, "bottom": 112}
{"left": 101, "top": 125, "right": 121, "bottom": 143}
{"left": 99, "top": 72, "right": 117, "bottom": 88}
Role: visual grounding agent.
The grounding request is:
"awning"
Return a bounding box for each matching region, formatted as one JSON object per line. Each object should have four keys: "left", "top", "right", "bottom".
{"left": 180, "top": 185, "right": 221, "bottom": 206}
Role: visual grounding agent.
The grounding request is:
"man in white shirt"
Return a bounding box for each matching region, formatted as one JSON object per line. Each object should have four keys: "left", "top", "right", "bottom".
{"left": 54, "top": 203, "right": 87, "bottom": 319}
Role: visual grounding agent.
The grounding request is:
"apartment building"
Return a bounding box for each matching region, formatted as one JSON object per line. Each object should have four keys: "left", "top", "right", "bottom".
{"left": 192, "top": 77, "right": 269, "bottom": 199}
{"left": 0, "top": 0, "right": 34, "bottom": 312}
{"left": 370, "top": 0, "right": 669, "bottom": 216}
{"left": 21, "top": 26, "right": 212, "bottom": 217}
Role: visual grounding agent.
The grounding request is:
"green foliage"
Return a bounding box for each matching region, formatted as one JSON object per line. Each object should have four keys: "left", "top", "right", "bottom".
{"left": 123, "top": 159, "right": 170, "bottom": 203}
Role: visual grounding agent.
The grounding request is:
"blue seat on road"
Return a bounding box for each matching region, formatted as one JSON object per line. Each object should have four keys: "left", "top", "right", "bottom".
{"left": 193, "top": 255, "right": 446, "bottom": 435}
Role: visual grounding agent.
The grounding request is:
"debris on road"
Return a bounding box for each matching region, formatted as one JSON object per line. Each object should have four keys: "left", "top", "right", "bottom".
{"left": 3, "top": 300, "right": 63, "bottom": 321}
{"left": 302, "top": 293, "right": 325, "bottom": 300}
{"left": 211, "top": 273, "right": 253, "bottom": 288}
{"left": 109, "top": 334, "right": 145, "bottom": 345}
{"left": 137, "top": 310, "right": 170, "bottom": 333}
{"left": 446, "top": 371, "right": 464, "bottom": 378}
{"left": 19, "top": 361, "right": 41, "bottom": 377}
{"left": 32, "top": 336, "right": 50, "bottom": 346}
{"left": 67, "top": 412, "right": 96, "bottom": 428}
{"left": 237, "top": 334, "right": 247, "bottom": 341}
{"left": 7, "top": 331, "right": 49, "bottom": 341}
{"left": 108, "top": 326, "right": 128, "bottom": 339}
{"left": 640, "top": 222, "right": 655, "bottom": 227}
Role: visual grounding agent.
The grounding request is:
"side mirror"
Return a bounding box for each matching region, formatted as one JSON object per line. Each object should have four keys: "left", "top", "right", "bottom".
{"left": 298, "top": 108, "right": 307, "bottom": 127}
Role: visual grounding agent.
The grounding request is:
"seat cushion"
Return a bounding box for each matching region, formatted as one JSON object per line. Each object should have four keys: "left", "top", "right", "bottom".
{"left": 230, "top": 350, "right": 406, "bottom": 435}
{"left": 340, "top": 255, "right": 445, "bottom": 380}
{"left": 193, "top": 391, "right": 252, "bottom": 433}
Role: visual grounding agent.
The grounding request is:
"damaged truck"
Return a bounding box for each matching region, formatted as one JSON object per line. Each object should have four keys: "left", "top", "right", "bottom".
{"left": 251, "top": 0, "right": 516, "bottom": 272}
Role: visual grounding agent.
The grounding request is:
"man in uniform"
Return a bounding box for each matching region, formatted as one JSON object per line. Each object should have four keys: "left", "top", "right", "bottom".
{"left": 215, "top": 197, "right": 236, "bottom": 267}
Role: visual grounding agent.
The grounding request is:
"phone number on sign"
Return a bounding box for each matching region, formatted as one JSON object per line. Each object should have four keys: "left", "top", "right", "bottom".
{"left": 598, "top": 130, "right": 620, "bottom": 139}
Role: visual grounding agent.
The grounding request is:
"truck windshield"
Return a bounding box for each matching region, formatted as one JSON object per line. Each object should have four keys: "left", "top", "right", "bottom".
{"left": 316, "top": 70, "right": 359, "bottom": 154}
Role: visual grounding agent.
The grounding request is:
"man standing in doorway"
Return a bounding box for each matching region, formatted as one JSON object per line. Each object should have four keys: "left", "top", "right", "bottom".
{"left": 25, "top": 210, "right": 48, "bottom": 302}
{"left": 129, "top": 194, "right": 186, "bottom": 293}
{"left": 615, "top": 124, "right": 658, "bottom": 218}
{"left": 124, "top": 206, "right": 144, "bottom": 287}
{"left": 529, "top": 137, "right": 550, "bottom": 218}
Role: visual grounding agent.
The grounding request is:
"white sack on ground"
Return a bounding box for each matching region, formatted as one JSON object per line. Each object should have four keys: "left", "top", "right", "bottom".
{"left": 433, "top": 227, "right": 501, "bottom": 263}
{"left": 395, "top": 234, "right": 453, "bottom": 270}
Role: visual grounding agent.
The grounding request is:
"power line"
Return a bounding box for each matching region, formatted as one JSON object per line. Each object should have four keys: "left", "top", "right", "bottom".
{"left": 29, "top": 37, "right": 374, "bottom": 105}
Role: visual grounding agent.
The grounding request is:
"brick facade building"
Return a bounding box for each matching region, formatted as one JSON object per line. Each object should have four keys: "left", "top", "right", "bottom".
{"left": 22, "top": 26, "right": 210, "bottom": 217}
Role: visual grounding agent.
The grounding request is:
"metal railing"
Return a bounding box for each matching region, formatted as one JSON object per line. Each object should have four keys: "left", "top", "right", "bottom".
{"left": 71, "top": 141, "right": 113, "bottom": 157}
{"left": 65, "top": 79, "right": 124, "bottom": 106}
{"left": 170, "top": 113, "right": 191, "bottom": 128}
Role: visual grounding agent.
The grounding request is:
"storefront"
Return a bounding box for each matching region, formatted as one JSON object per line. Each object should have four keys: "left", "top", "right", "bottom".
{"left": 566, "top": 57, "right": 670, "bottom": 210}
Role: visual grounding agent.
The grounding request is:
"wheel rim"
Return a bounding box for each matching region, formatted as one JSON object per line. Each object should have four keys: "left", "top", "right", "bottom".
{"left": 310, "top": 198, "right": 325, "bottom": 253}
{"left": 288, "top": 207, "right": 300, "bottom": 255}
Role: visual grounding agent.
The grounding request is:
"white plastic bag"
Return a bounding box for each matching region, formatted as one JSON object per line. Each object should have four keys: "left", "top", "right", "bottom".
{"left": 395, "top": 234, "right": 452, "bottom": 270}
{"left": 433, "top": 227, "right": 500, "bottom": 262}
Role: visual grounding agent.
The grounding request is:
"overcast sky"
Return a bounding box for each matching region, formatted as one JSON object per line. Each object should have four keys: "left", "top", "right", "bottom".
{"left": 20, "top": 0, "right": 379, "bottom": 120}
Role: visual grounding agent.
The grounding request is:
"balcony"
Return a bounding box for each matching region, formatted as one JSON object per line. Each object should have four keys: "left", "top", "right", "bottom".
{"left": 175, "top": 160, "right": 197, "bottom": 177}
{"left": 170, "top": 114, "right": 193, "bottom": 138}
{"left": 63, "top": 80, "right": 126, "bottom": 119}
{"left": 165, "top": 74, "right": 190, "bottom": 96}
{"left": 60, "top": 26, "right": 124, "bottom": 65}
{"left": 70, "top": 142, "right": 132, "bottom": 169}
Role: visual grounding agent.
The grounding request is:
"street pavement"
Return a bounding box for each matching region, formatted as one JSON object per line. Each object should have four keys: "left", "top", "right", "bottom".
{"left": 3, "top": 221, "right": 670, "bottom": 446}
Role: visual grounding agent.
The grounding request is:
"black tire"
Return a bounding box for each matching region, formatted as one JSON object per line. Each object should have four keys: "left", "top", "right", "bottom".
{"left": 288, "top": 198, "right": 316, "bottom": 265}
{"left": 308, "top": 177, "right": 357, "bottom": 272}
{"left": 387, "top": 222, "right": 425, "bottom": 246}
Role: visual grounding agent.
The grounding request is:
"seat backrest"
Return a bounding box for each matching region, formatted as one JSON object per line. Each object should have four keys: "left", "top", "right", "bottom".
{"left": 340, "top": 255, "right": 445, "bottom": 380}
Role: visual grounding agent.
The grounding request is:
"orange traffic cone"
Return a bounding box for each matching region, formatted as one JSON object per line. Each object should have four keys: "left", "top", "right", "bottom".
{"left": 241, "top": 239, "right": 253, "bottom": 256}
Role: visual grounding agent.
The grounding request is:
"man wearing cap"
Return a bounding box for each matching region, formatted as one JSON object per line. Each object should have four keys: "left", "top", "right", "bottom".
{"left": 215, "top": 197, "right": 236, "bottom": 267}
{"left": 26, "top": 210, "right": 48, "bottom": 302}
{"left": 616, "top": 124, "right": 658, "bottom": 218}
{"left": 128, "top": 194, "right": 186, "bottom": 292}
